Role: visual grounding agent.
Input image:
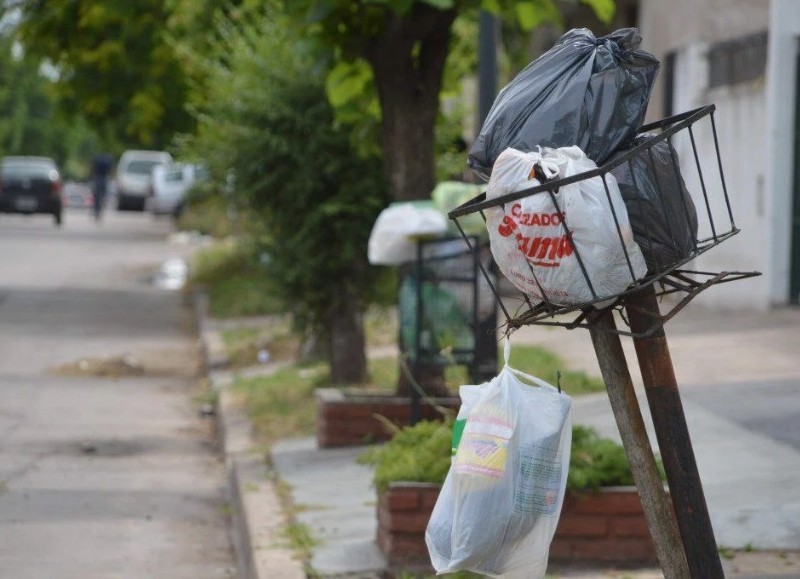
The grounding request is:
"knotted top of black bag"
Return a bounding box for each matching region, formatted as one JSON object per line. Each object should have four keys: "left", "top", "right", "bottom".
{"left": 468, "top": 27, "right": 660, "bottom": 181}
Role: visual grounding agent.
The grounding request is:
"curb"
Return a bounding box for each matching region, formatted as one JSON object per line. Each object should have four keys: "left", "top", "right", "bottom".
{"left": 217, "top": 389, "right": 306, "bottom": 579}
{"left": 192, "top": 290, "right": 306, "bottom": 579}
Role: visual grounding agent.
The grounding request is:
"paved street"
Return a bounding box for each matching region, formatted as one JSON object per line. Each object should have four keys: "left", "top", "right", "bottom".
{"left": 0, "top": 209, "right": 234, "bottom": 578}
{"left": 513, "top": 300, "right": 800, "bottom": 554}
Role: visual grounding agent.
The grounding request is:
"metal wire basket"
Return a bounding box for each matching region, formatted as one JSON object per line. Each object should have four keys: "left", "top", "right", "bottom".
{"left": 448, "top": 105, "right": 760, "bottom": 337}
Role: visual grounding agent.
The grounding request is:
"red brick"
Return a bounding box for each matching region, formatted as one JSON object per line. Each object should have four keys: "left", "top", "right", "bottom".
{"left": 325, "top": 404, "right": 372, "bottom": 420}
{"left": 419, "top": 487, "right": 441, "bottom": 509}
{"left": 316, "top": 396, "right": 459, "bottom": 448}
{"left": 384, "top": 510, "right": 432, "bottom": 533}
{"left": 554, "top": 515, "right": 609, "bottom": 538}
{"left": 377, "top": 503, "right": 391, "bottom": 528}
{"left": 612, "top": 515, "right": 652, "bottom": 538}
{"left": 377, "top": 525, "right": 391, "bottom": 553}
{"left": 569, "top": 490, "right": 644, "bottom": 515}
{"left": 385, "top": 533, "right": 430, "bottom": 566}
{"left": 548, "top": 538, "right": 574, "bottom": 560}
{"left": 567, "top": 538, "right": 656, "bottom": 564}
{"left": 384, "top": 488, "right": 421, "bottom": 511}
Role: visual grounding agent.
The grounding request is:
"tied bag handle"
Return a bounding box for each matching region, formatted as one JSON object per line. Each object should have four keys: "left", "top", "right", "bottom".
{"left": 503, "top": 337, "right": 563, "bottom": 394}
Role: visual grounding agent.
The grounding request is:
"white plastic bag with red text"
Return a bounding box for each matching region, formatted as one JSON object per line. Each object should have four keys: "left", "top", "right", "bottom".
{"left": 485, "top": 147, "right": 646, "bottom": 306}
{"left": 425, "top": 341, "right": 573, "bottom": 578}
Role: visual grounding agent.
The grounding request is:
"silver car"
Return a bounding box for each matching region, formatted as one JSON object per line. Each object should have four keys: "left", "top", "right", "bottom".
{"left": 146, "top": 162, "right": 207, "bottom": 218}
{"left": 115, "top": 150, "right": 173, "bottom": 211}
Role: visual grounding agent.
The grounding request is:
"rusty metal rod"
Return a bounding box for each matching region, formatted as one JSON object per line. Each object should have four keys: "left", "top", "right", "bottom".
{"left": 589, "top": 310, "right": 689, "bottom": 578}
{"left": 624, "top": 286, "right": 724, "bottom": 578}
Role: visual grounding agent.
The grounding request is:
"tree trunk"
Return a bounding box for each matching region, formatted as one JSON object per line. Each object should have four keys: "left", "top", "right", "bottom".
{"left": 327, "top": 289, "right": 368, "bottom": 385}
{"left": 364, "top": 4, "right": 457, "bottom": 202}
{"left": 363, "top": 5, "right": 457, "bottom": 397}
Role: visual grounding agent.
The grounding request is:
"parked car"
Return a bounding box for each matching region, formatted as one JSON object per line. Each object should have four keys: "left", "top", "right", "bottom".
{"left": 145, "top": 162, "right": 207, "bottom": 219}
{"left": 115, "top": 149, "right": 173, "bottom": 211}
{"left": 0, "top": 156, "right": 63, "bottom": 226}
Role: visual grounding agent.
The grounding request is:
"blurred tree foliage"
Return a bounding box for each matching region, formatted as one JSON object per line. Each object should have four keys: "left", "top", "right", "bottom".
{"left": 0, "top": 35, "right": 100, "bottom": 178}
{"left": 284, "top": 0, "right": 614, "bottom": 202}
{"left": 280, "top": 0, "right": 614, "bottom": 394}
{"left": 184, "top": 8, "right": 390, "bottom": 384}
{"left": 9, "top": 0, "right": 193, "bottom": 149}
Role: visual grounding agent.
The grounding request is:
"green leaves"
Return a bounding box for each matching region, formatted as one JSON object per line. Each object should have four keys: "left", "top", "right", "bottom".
{"left": 184, "top": 8, "right": 388, "bottom": 341}
{"left": 361, "top": 419, "right": 453, "bottom": 493}
{"left": 419, "top": 0, "right": 456, "bottom": 9}
{"left": 326, "top": 60, "right": 373, "bottom": 108}
{"left": 13, "top": 0, "right": 194, "bottom": 149}
{"left": 581, "top": 0, "right": 616, "bottom": 23}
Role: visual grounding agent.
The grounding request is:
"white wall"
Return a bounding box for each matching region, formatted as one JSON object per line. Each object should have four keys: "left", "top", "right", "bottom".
{"left": 765, "top": 0, "right": 800, "bottom": 304}
{"left": 692, "top": 85, "right": 770, "bottom": 309}
{"left": 666, "top": 39, "right": 771, "bottom": 309}
{"left": 641, "top": 0, "right": 800, "bottom": 308}
{"left": 639, "top": 0, "right": 769, "bottom": 122}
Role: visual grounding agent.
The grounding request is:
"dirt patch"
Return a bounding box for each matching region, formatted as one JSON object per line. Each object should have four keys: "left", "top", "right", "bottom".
{"left": 50, "top": 345, "right": 202, "bottom": 379}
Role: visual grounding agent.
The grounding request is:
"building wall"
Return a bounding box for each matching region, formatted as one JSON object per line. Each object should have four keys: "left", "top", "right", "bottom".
{"left": 765, "top": 0, "right": 800, "bottom": 304}
{"left": 637, "top": 0, "right": 800, "bottom": 309}
{"left": 639, "top": 0, "right": 770, "bottom": 121}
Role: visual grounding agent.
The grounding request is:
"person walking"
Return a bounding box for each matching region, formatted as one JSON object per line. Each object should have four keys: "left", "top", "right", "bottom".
{"left": 91, "top": 152, "right": 113, "bottom": 222}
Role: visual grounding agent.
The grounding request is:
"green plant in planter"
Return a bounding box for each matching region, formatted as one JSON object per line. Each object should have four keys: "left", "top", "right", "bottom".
{"left": 360, "top": 419, "right": 453, "bottom": 493}
{"left": 362, "top": 420, "right": 661, "bottom": 493}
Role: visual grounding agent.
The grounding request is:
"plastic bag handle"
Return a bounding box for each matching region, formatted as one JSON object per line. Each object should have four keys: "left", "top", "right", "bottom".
{"left": 524, "top": 149, "right": 559, "bottom": 182}
{"left": 503, "top": 337, "right": 560, "bottom": 392}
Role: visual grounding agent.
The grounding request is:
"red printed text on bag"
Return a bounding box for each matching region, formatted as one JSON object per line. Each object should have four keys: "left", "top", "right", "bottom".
{"left": 497, "top": 203, "right": 574, "bottom": 267}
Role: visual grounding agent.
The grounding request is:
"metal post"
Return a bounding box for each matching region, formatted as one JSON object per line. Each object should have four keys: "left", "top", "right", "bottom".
{"left": 589, "top": 309, "right": 690, "bottom": 578}
{"left": 411, "top": 242, "right": 423, "bottom": 425}
{"left": 478, "top": 11, "right": 498, "bottom": 128}
{"left": 625, "top": 286, "right": 725, "bottom": 578}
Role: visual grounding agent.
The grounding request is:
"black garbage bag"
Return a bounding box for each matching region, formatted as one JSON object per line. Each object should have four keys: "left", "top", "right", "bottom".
{"left": 468, "top": 28, "right": 660, "bottom": 180}
{"left": 610, "top": 135, "right": 699, "bottom": 272}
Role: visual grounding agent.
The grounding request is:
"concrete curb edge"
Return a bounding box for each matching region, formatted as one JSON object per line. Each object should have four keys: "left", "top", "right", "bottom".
{"left": 191, "top": 290, "right": 306, "bottom": 579}
{"left": 217, "top": 389, "right": 306, "bottom": 579}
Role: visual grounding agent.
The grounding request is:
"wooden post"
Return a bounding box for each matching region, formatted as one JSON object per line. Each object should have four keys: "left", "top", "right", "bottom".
{"left": 625, "top": 286, "right": 725, "bottom": 578}
{"left": 589, "top": 309, "right": 690, "bottom": 578}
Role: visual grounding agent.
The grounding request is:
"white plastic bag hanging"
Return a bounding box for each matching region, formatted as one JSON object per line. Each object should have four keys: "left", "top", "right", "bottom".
{"left": 426, "top": 340, "right": 573, "bottom": 578}
{"left": 485, "top": 146, "right": 647, "bottom": 306}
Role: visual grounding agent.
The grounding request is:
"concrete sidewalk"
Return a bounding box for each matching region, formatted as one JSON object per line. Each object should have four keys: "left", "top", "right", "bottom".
{"left": 205, "top": 297, "right": 800, "bottom": 578}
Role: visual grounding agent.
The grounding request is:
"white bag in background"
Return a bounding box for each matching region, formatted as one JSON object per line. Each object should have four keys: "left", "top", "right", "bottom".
{"left": 426, "top": 341, "right": 573, "bottom": 578}
{"left": 367, "top": 201, "right": 448, "bottom": 265}
{"left": 485, "top": 147, "right": 647, "bottom": 306}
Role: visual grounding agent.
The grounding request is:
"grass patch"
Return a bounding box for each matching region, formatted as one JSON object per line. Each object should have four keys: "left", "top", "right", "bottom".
{"left": 364, "top": 306, "right": 399, "bottom": 348}
{"left": 190, "top": 239, "right": 284, "bottom": 318}
{"left": 400, "top": 344, "right": 605, "bottom": 397}
{"left": 233, "top": 364, "right": 325, "bottom": 446}
{"left": 280, "top": 521, "right": 319, "bottom": 559}
{"left": 367, "top": 356, "right": 398, "bottom": 391}
{"left": 220, "top": 320, "right": 299, "bottom": 368}
{"left": 234, "top": 344, "right": 603, "bottom": 449}
{"left": 178, "top": 195, "right": 232, "bottom": 238}
{"left": 508, "top": 344, "right": 605, "bottom": 396}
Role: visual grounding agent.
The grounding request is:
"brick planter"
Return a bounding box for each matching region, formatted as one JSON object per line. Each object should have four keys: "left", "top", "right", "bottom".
{"left": 377, "top": 482, "right": 442, "bottom": 570}
{"left": 376, "top": 483, "right": 658, "bottom": 571}
{"left": 315, "top": 388, "right": 460, "bottom": 448}
{"left": 550, "top": 487, "right": 659, "bottom": 565}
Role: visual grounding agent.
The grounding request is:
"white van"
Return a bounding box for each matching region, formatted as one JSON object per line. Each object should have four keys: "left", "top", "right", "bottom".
{"left": 115, "top": 150, "right": 173, "bottom": 211}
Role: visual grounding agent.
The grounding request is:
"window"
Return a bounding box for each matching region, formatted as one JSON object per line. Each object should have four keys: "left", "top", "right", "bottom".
{"left": 663, "top": 51, "right": 677, "bottom": 118}
{"left": 708, "top": 31, "right": 768, "bottom": 89}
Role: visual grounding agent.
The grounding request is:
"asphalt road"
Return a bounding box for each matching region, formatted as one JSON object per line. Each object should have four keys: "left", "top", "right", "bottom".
{"left": 0, "top": 208, "right": 234, "bottom": 578}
